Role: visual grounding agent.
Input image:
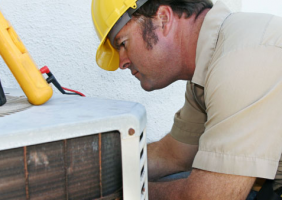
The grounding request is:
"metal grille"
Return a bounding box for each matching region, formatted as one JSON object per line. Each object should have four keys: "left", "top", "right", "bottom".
{"left": 0, "top": 131, "right": 122, "bottom": 200}
{"left": 0, "top": 95, "right": 32, "bottom": 117}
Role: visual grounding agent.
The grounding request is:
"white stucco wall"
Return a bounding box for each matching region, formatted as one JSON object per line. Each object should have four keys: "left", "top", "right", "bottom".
{"left": 0, "top": 0, "right": 241, "bottom": 143}
{"left": 242, "top": 0, "right": 282, "bottom": 17}
{"left": 213, "top": 0, "right": 241, "bottom": 12}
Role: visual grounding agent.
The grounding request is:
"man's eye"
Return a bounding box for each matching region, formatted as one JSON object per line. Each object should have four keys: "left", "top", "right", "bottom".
{"left": 115, "top": 40, "right": 126, "bottom": 50}
{"left": 120, "top": 41, "right": 126, "bottom": 48}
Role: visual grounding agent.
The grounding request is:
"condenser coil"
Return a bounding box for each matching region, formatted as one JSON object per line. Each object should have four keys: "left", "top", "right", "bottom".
{"left": 0, "top": 88, "right": 148, "bottom": 200}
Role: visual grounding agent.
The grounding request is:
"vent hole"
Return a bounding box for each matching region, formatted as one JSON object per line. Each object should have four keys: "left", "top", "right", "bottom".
{"left": 141, "top": 165, "right": 144, "bottom": 177}
{"left": 141, "top": 183, "right": 145, "bottom": 194}
{"left": 140, "top": 148, "right": 144, "bottom": 159}
{"left": 140, "top": 132, "right": 144, "bottom": 141}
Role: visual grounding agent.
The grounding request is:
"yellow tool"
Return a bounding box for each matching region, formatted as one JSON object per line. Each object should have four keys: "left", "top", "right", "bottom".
{"left": 0, "top": 11, "right": 52, "bottom": 105}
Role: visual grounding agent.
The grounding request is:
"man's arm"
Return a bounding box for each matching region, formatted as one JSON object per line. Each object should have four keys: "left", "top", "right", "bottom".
{"left": 147, "top": 134, "right": 256, "bottom": 199}
{"left": 149, "top": 169, "right": 256, "bottom": 200}
{"left": 147, "top": 134, "right": 198, "bottom": 181}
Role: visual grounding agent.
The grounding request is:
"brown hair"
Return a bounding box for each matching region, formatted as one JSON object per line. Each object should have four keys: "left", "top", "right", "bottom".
{"left": 133, "top": 0, "right": 213, "bottom": 19}
{"left": 132, "top": 0, "right": 213, "bottom": 49}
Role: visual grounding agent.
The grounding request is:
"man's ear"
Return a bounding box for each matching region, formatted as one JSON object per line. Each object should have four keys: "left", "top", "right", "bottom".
{"left": 156, "top": 5, "right": 173, "bottom": 36}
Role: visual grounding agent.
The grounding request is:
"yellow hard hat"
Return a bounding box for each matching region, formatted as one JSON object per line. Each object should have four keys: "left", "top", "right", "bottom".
{"left": 92, "top": 0, "right": 148, "bottom": 71}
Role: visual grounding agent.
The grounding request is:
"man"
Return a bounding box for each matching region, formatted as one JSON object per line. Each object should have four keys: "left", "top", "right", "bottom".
{"left": 92, "top": 0, "right": 282, "bottom": 199}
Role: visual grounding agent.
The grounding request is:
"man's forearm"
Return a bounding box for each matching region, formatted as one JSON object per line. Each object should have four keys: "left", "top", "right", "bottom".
{"left": 148, "top": 169, "right": 255, "bottom": 200}
{"left": 147, "top": 134, "right": 198, "bottom": 181}
{"left": 149, "top": 179, "right": 187, "bottom": 200}
{"left": 147, "top": 141, "right": 183, "bottom": 180}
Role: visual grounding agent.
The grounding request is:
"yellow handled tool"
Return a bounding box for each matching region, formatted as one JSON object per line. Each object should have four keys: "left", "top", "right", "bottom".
{"left": 0, "top": 11, "right": 52, "bottom": 105}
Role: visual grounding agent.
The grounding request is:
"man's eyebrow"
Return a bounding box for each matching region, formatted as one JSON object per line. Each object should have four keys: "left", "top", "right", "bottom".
{"left": 112, "top": 37, "right": 120, "bottom": 49}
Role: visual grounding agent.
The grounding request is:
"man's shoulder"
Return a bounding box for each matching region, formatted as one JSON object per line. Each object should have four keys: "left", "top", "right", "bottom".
{"left": 218, "top": 12, "right": 282, "bottom": 54}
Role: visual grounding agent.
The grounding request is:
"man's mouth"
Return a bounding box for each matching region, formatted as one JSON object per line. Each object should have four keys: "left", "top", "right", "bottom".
{"left": 132, "top": 71, "right": 139, "bottom": 76}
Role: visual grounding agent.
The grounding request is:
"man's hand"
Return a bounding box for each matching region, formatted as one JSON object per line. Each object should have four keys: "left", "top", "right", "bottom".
{"left": 149, "top": 169, "right": 256, "bottom": 200}
{"left": 147, "top": 134, "right": 198, "bottom": 181}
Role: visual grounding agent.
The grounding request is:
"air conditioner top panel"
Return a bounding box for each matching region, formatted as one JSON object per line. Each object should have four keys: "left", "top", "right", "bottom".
{"left": 0, "top": 88, "right": 147, "bottom": 151}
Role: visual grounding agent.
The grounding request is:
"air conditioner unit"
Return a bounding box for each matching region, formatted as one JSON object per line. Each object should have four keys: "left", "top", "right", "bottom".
{"left": 0, "top": 88, "right": 148, "bottom": 200}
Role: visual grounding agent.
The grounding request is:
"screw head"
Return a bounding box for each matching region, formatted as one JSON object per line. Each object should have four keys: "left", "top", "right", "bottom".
{"left": 128, "top": 128, "right": 135, "bottom": 136}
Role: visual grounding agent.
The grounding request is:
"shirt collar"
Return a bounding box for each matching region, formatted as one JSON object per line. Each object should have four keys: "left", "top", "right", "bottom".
{"left": 191, "top": 1, "right": 231, "bottom": 87}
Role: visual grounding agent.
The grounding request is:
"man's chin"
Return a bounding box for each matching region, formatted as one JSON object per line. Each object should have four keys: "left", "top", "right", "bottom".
{"left": 140, "top": 82, "right": 155, "bottom": 92}
{"left": 140, "top": 80, "right": 174, "bottom": 91}
{"left": 141, "top": 85, "right": 154, "bottom": 92}
{"left": 140, "top": 81, "right": 166, "bottom": 92}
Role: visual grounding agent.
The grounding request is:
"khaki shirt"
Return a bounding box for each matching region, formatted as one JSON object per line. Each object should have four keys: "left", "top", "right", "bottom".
{"left": 170, "top": 1, "right": 282, "bottom": 184}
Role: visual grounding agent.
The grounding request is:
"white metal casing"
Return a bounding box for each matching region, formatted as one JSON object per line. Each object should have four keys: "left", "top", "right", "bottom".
{"left": 0, "top": 88, "right": 148, "bottom": 200}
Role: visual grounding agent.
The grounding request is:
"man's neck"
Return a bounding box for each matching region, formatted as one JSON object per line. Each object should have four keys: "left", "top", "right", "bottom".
{"left": 178, "top": 9, "right": 210, "bottom": 80}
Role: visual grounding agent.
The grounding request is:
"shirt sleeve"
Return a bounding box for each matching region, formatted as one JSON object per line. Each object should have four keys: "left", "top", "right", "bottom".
{"left": 170, "top": 81, "right": 207, "bottom": 145}
{"left": 193, "top": 46, "right": 282, "bottom": 179}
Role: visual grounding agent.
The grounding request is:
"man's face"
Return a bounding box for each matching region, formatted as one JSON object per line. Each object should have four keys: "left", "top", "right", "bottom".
{"left": 113, "top": 17, "right": 180, "bottom": 91}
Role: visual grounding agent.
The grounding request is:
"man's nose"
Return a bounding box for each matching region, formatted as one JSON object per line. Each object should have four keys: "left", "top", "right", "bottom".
{"left": 119, "top": 50, "right": 131, "bottom": 70}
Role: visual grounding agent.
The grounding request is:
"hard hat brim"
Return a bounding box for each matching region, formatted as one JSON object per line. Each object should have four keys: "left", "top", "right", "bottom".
{"left": 96, "top": 37, "right": 119, "bottom": 71}
{"left": 97, "top": 11, "right": 133, "bottom": 71}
